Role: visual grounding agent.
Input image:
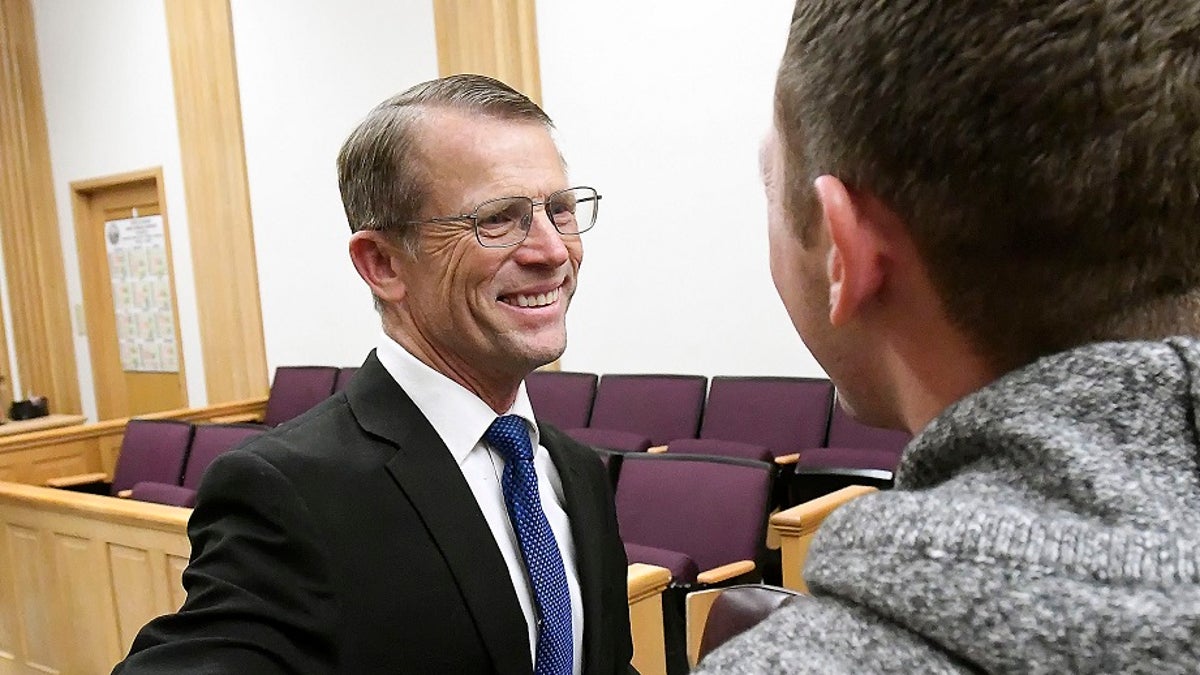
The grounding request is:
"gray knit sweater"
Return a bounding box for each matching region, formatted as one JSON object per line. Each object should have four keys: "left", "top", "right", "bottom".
{"left": 696, "top": 338, "right": 1200, "bottom": 674}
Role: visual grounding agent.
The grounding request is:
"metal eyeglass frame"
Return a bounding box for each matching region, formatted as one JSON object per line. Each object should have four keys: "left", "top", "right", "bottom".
{"left": 403, "top": 185, "right": 601, "bottom": 248}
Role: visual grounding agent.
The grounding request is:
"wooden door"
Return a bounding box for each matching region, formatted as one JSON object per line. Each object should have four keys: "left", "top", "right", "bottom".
{"left": 72, "top": 168, "right": 187, "bottom": 419}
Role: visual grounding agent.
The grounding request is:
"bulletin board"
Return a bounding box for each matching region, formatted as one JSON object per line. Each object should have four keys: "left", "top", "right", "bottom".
{"left": 104, "top": 215, "right": 180, "bottom": 373}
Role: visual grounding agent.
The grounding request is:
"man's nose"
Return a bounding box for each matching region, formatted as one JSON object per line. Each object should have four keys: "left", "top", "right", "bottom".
{"left": 515, "top": 210, "right": 570, "bottom": 266}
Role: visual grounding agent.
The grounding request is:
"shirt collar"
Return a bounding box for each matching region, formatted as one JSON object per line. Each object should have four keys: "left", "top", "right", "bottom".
{"left": 375, "top": 332, "right": 539, "bottom": 465}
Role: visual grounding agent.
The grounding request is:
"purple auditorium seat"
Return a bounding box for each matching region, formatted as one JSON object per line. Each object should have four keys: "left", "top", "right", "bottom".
{"left": 666, "top": 438, "right": 772, "bottom": 464}
{"left": 617, "top": 453, "right": 775, "bottom": 675}
{"left": 588, "top": 374, "right": 707, "bottom": 446}
{"left": 699, "top": 377, "right": 834, "bottom": 460}
{"left": 130, "top": 481, "right": 197, "bottom": 508}
{"left": 333, "top": 366, "right": 359, "bottom": 393}
{"left": 566, "top": 428, "right": 653, "bottom": 487}
{"left": 825, "top": 402, "right": 911, "bottom": 454}
{"left": 791, "top": 402, "right": 912, "bottom": 503}
{"left": 615, "top": 453, "right": 775, "bottom": 586}
{"left": 525, "top": 370, "right": 598, "bottom": 429}
{"left": 624, "top": 542, "right": 699, "bottom": 582}
{"left": 262, "top": 366, "right": 339, "bottom": 427}
{"left": 181, "top": 423, "right": 267, "bottom": 490}
{"left": 110, "top": 419, "right": 196, "bottom": 495}
{"left": 695, "top": 584, "right": 801, "bottom": 666}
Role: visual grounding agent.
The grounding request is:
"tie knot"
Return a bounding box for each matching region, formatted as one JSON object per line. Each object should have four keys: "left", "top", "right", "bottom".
{"left": 484, "top": 415, "right": 534, "bottom": 462}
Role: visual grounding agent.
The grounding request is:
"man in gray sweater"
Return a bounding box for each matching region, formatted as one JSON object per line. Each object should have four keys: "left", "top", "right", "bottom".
{"left": 698, "top": 1, "right": 1200, "bottom": 673}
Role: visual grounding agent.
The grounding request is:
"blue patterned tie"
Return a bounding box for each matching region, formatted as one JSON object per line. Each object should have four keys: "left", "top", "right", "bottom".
{"left": 484, "top": 415, "right": 573, "bottom": 675}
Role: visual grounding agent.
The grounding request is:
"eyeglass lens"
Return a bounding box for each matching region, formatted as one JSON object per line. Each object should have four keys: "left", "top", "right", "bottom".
{"left": 474, "top": 187, "right": 598, "bottom": 247}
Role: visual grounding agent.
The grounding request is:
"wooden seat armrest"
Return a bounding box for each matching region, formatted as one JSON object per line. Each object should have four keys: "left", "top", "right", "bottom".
{"left": 45, "top": 472, "right": 110, "bottom": 488}
{"left": 770, "top": 485, "right": 878, "bottom": 536}
{"left": 686, "top": 587, "right": 725, "bottom": 668}
{"left": 116, "top": 489, "right": 133, "bottom": 498}
{"left": 627, "top": 563, "right": 671, "bottom": 602}
{"left": 771, "top": 485, "right": 877, "bottom": 592}
{"left": 207, "top": 412, "right": 263, "bottom": 424}
{"left": 646, "top": 445, "right": 668, "bottom": 454}
{"left": 774, "top": 453, "right": 800, "bottom": 466}
{"left": 695, "top": 559, "right": 756, "bottom": 585}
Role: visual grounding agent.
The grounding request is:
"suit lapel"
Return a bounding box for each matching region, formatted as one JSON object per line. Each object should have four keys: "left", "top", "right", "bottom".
{"left": 541, "top": 424, "right": 605, "bottom": 675}
{"left": 347, "top": 352, "right": 533, "bottom": 675}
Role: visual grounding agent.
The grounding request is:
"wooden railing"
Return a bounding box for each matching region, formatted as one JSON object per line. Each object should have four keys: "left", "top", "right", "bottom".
{"left": 0, "top": 481, "right": 190, "bottom": 674}
{"left": 0, "top": 397, "right": 267, "bottom": 485}
{"left": 0, "top": 480, "right": 668, "bottom": 674}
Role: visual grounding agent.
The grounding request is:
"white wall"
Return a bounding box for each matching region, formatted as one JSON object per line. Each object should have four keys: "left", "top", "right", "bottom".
{"left": 230, "top": 0, "right": 439, "bottom": 374}
{"left": 27, "top": 1, "right": 819, "bottom": 413}
{"left": 537, "top": 1, "right": 824, "bottom": 378}
{"left": 32, "top": 0, "right": 206, "bottom": 420}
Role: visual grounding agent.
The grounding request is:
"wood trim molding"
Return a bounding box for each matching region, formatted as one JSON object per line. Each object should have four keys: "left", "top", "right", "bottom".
{"left": 163, "top": 0, "right": 268, "bottom": 404}
{"left": 0, "top": 0, "right": 83, "bottom": 414}
{"left": 0, "top": 287, "right": 11, "bottom": 414}
{"left": 432, "top": 0, "right": 543, "bottom": 104}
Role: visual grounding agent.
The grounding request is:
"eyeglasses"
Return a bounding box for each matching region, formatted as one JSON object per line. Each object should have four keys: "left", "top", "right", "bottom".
{"left": 406, "top": 186, "right": 601, "bottom": 248}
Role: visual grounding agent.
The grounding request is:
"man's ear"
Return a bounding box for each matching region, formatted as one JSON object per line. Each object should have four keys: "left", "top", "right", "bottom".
{"left": 813, "top": 175, "right": 885, "bottom": 327}
{"left": 348, "top": 231, "right": 408, "bottom": 304}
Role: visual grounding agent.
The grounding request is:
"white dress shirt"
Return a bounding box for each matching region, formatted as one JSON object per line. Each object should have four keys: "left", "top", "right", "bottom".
{"left": 375, "top": 334, "right": 584, "bottom": 675}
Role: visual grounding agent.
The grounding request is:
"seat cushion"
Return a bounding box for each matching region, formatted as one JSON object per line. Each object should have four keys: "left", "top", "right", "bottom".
{"left": 797, "top": 446, "right": 902, "bottom": 472}
{"left": 624, "top": 542, "right": 699, "bottom": 584}
{"left": 130, "top": 481, "right": 197, "bottom": 508}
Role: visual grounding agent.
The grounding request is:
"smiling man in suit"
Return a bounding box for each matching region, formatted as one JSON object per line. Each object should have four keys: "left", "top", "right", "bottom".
{"left": 115, "top": 74, "right": 632, "bottom": 674}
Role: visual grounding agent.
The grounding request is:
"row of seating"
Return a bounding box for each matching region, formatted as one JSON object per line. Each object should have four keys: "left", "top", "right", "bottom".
{"left": 259, "top": 365, "right": 358, "bottom": 427}
{"left": 47, "top": 419, "right": 266, "bottom": 507}
{"left": 527, "top": 372, "right": 911, "bottom": 504}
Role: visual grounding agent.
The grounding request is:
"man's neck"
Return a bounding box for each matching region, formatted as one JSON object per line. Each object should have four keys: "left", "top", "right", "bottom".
{"left": 382, "top": 326, "right": 522, "bottom": 414}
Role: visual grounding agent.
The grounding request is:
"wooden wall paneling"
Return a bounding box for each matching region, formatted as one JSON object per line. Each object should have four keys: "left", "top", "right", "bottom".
{"left": 163, "top": 0, "right": 268, "bottom": 404}
{"left": 0, "top": 0, "right": 82, "bottom": 415}
{"left": 55, "top": 532, "right": 119, "bottom": 672}
{"left": 432, "top": 0, "right": 543, "bottom": 104}
{"left": 0, "top": 483, "right": 190, "bottom": 670}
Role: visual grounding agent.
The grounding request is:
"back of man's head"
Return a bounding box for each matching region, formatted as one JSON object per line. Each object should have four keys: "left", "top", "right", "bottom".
{"left": 776, "top": 0, "right": 1200, "bottom": 372}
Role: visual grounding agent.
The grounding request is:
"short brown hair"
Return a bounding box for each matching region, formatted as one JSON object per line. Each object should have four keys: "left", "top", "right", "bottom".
{"left": 776, "top": 1, "right": 1200, "bottom": 370}
{"left": 337, "top": 74, "right": 553, "bottom": 253}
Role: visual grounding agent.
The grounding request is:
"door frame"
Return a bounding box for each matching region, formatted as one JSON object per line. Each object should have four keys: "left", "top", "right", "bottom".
{"left": 71, "top": 167, "right": 188, "bottom": 419}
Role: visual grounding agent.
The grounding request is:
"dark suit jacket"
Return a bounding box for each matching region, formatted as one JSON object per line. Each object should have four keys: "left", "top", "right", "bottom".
{"left": 114, "top": 352, "right": 633, "bottom": 674}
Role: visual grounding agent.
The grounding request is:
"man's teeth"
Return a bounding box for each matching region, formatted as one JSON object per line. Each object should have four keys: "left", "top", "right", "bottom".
{"left": 510, "top": 287, "right": 560, "bottom": 308}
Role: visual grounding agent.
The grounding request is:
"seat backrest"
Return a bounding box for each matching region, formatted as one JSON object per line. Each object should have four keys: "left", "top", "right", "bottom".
{"left": 825, "top": 403, "right": 911, "bottom": 452}
{"left": 111, "top": 419, "right": 196, "bottom": 494}
{"left": 333, "top": 366, "right": 358, "bottom": 393}
{"left": 615, "top": 453, "right": 774, "bottom": 573}
{"left": 525, "top": 371, "right": 598, "bottom": 429}
{"left": 701, "top": 377, "right": 833, "bottom": 457}
{"left": 667, "top": 438, "right": 772, "bottom": 464}
{"left": 589, "top": 374, "right": 707, "bottom": 446}
{"left": 690, "top": 584, "right": 801, "bottom": 667}
{"left": 262, "top": 366, "right": 339, "bottom": 427}
{"left": 181, "top": 423, "right": 267, "bottom": 490}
